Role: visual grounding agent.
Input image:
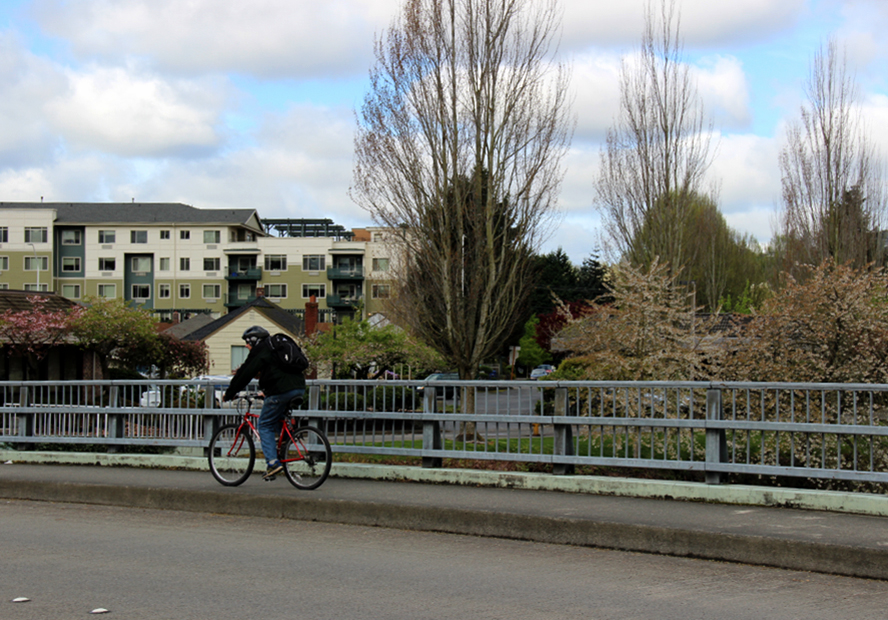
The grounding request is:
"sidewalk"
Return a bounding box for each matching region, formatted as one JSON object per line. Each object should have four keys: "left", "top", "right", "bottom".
{"left": 2, "top": 451, "right": 888, "bottom": 581}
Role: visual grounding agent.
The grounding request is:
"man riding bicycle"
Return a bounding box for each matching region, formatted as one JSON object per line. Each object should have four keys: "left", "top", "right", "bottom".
{"left": 222, "top": 325, "right": 305, "bottom": 480}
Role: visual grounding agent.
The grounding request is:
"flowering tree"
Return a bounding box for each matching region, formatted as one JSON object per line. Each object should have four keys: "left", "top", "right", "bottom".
{"left": 70, "top": 297, "right": 160, "bottom": 379}
{"left": 0, "top": 296, "right": 84, "bottom": 379}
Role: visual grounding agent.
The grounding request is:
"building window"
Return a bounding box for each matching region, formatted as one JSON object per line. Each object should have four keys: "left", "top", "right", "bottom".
{"left": 98, "top": 284, "right": 116, "bottom": 298}
{"left": 180, "top": 230, "right": 190, "bottom": 240}
{"left": 25, "top": 227, "right": 48, "bottom": 243}
{"left": 61, "top": 284, "right": 81, "bottom": 299}
{"left": 160, "top": 230, "right": 171, "bottom": 240}
{"left": 24, "top": 256, "right": 48, "bottom": 271}
{"left": 265, "top": 255, "right": 287, "bottom": 271}
{"left": 132, "top": 284, "right": 150, "bottom": 300}
{"left": 159, "top": 257, "right": 170, "bottom": 271}
{"left": 0, "top": 256, "right": 8, "bottom": 271}
{"left": 99, "top": 230, "right": 116, "bottom": 244}
{"left": 302, "top": 284, "right": 326, "bottom": 298}
{"left": 203, "top": 257, "right": 220, "bottom": 271}
{"left": 203, "top": 284, "right": 221, "bottom": 299}
{"left": 237, "top": 284, "right": 251, "bottom": 300}
{"left": 302, "top": 255, "right": 325, "bottom": 271}
{"left": 266, "top": 284, "right": 287, "bottom": 298}
{"left": 98, "top": 258, "right": 116, "bottom": 271}
{"left": 179, "top": 283, "right": 191, "bottom": 299}
{"left": 158, "top": 284, "right": 171, "bottom": 299}
{"left": 231, "top": 345, "right": 249, "bottom": 372}
{"left": 61, "top": 230, "right": 82, "bottom": 245}
{"left": 372, "top": 258, "right": 390, "bottom": 272}
{"left": 180, "top": 257, "right": 190, "bottom": 271}
{"left": 131, "top": 230, "right": 148, "bottom": 244}
{"left": 203, "top": 230, "right": 221, "bottom": 244}
{"left": 25, "top": 283, "right": 49, "bottom": 292}
{"left": 61, "top": 257, "right": 81, "bottom": 272}
{"left": 372, "top": 284, "right": 391, "bottom": 299}
{"left": 131, "top": 256, "right": 151, "bottom": 273}
{"left": 0, "top": 227, "right": 7, "bottom": 243}
{"left": 0, "top": 283, "right": 8, "bottom": 290}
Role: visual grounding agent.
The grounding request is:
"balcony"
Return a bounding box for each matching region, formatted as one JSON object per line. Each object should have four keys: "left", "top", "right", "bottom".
{"left": 224, "top": 294, "right": 257, "bottom": 308}
{"left": 327, "top": 266, "right": 364, "bottom": 280}
{"left": 326, "top": 294, "right": 362, "bottom": 309}
{"left": 225, "top": 267, "right": 262, "bottom": 281}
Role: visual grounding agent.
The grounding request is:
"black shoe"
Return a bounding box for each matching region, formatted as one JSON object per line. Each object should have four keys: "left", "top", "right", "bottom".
{"left": 263, "top": 462, "right": 284, "bottom": 481}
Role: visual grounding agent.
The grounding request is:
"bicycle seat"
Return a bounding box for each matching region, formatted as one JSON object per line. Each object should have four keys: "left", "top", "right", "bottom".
{"left": 288, "top": 395, "right": 304, "bottom": 411}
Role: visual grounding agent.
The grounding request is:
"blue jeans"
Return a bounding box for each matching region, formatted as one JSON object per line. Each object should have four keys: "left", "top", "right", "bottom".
{"left": 258, "top": 388, "right": 304, "bottom": 467}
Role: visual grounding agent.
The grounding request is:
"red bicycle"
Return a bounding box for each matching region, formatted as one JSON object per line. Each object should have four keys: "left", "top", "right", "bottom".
{"left": 207, "top": 393, "right": 332, "bottom": 490}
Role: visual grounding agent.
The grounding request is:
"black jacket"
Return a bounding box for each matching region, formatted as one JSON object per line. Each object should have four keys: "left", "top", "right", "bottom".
{"left": 223, "top": 337, "right": 305, "bottom": 401}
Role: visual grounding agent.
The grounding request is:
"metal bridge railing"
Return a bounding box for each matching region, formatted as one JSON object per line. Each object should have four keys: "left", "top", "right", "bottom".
{"left": 3, "top": 378, "right": 888, "bottom": 486}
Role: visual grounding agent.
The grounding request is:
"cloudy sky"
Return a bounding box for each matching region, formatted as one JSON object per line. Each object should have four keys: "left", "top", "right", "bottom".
{"left": 0, "top": 0, "right": 886, "bottom": 264}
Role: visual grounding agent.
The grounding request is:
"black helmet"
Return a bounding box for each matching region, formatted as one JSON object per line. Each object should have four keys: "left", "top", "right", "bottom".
{"left": 242, "top": 325, "right": 270, "bottom": 346}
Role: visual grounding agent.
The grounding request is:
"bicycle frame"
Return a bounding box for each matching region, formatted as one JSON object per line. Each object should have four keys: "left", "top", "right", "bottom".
{"left": 231, "top": 396, "right": 310, "bottom": 465}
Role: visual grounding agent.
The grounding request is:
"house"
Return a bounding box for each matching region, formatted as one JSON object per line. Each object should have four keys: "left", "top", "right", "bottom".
{"left": 181, "top": 296, "right": 307, "bottom": 375}
{"left": 0, "top": 290, "right": 101, "bottom": 381}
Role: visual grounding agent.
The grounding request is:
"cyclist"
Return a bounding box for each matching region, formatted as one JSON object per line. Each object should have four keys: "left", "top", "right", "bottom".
{"left": 222, "top": 325, "right": 305, "bottom": 480}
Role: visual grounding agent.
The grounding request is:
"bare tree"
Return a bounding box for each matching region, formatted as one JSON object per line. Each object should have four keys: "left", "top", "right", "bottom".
{"left": 778, "top": 39, "right": 887, "bottom": 271}
{"left": 595, "top": 0, "right": 713, "bottom": 273}
{"left": 352, "top": 0, "right": 572, "bottom": 392}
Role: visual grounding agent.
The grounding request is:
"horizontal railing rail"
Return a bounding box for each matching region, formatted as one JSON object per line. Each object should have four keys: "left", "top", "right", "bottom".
{"left": 3, "top": 378, "right": 888, "bottom": 486}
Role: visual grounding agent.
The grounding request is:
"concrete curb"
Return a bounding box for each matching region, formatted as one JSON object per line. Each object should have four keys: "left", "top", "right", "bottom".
{"left": 2, "top": 475, "right": 887, "bottom": 581}
{"left": 4, "top": 449, "right": 888, "bottom": 517}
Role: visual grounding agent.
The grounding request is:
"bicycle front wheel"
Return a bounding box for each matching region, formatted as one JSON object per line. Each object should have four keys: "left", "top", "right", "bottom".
{"left": 282, "top": 425, "right": 332, "bottom": 490}
{"left": 208, "top": 423, "right": 255, "bottom": 486}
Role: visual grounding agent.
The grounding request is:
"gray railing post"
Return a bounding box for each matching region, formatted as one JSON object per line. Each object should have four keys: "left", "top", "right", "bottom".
{"left": 107, "top": 385, "right": 123, "bottom": 453}
{"left": 553, "top": 387, "right": 575, "bottom": 475}
{"left": 705, "top": 387, "right": 727, "bottom": 484}
{"left": 307, "top": 384, "right": 322, "bottom": 428}
{"left": 422, "top": 387, "right": 442, "bottom": 468}
{"left": 16, "top": 385, "right": 33, "bottom": 450}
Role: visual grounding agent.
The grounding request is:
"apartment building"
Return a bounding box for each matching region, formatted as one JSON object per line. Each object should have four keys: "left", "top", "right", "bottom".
{"left": 0, "top": 202, "right": 394, "bottom": 322}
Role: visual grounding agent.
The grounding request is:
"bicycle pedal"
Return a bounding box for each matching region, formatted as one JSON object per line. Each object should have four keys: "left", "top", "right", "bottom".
{"left": 263, "top": 474, "right": 277, "bottom": 482}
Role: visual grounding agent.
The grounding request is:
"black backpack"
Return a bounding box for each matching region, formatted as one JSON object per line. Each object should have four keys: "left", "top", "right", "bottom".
{"left": 268, "top": 333, "right": 309, "bottom": 374}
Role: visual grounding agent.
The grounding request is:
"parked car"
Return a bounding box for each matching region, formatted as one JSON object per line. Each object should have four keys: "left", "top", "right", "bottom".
{"left": 182, "top": 375, "right": 232, "bottom": 407}
{"left": 415, "top": 372, "right": 460, "bottom": 398}
{"left": 530, "top": 364, "right": 555, "bottom": 380}
{"left": 139, "top": 386, "right": 162, "bottom": 408}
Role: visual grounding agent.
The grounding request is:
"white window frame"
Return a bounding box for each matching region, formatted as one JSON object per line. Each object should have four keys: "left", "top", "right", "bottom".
{"left": 265, "top": 284, "right": 287, "bottom": 298}
{"left": 180, "top": 230, "right": 190, "bottom": 240}
{"left": 131, "top": 256, "right": 151, "bottom": 273}
{"left": 180, "top": 257, "right": 190, "bottom": 271}
{"left": 159, "top": 257, "right": 170, "bottom": 271}
{"left": 61, "top": 284, "right": 81, "bottom": 299}
{"left": 25, "top": 283, "right": 49, "bottom": 292}
{"left": 158, "top": 284, "right": 171, "bottom": 299}
{"left": 24, "top": 256, "right": 48, "bottom": 271}
{"left": 98, "top": 284, "right": 116, "bottom": 299}
{"left": 160, "top": 230, "right": 171, "bottom": 240}
{"left": 372, "top": 284, "right": 391, "bottom": 299}
{"left": 131, "top": 284, "right": 150, "bottom": 300}
{"left": 203, "top": 257, "right": 220, "bottom": 271}
{"left": 131, "top": 230, "right": 148, "bottom": 244}
{"left": 372, "top": 258, "right": 390, "bottom": 272}
{"left": 302, "top": 284, "right": 326, "bottom": 299}
{"left": 98, "top": 230, "right": 116, "bottom": 244}
{"left": 25, "top": 227, "right": 48, "bottom": 244}
{"left": 265, "top": 255, "right": 287, "bottom": 271}
{"left": 98, "top": 258, "right": 116, "bottom": 271}
{"left": 61, "top": 257, "right": 81, "bottom": 272}
{"left": 203, "top": 230, "right": 221, "bottom": 244}
{"left": 0, "top": 227, "right": 7, "bottom": 243}
{"left": 0, "top": 256, "right": 8, "bottom": 271}
{"left": 202, "top": 284, "right": 221, "bottom": 299}
{"left": 179, "top": 283, "right": 191, "bottom": 299}
{"left": 302, "top": 255, "right": 325, "bottom": 271}
{"left": 61, "top": 230, "right": 82, "bottom": 245}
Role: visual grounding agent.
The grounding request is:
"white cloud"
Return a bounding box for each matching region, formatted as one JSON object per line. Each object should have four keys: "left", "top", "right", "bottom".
{"left": 33, "top": 0, "right": 398, "bottom": 78}
{"left": 571, "top": 52, "right": 622, "bottom": 141}
{"left": 45, "top": 66, "right": 228, "bottom": 157}
{"left": 562, "top": 0, "right": 805, "bottom": 50}
{"left": 694, "top": 56, "right": 751, "bottom": 129}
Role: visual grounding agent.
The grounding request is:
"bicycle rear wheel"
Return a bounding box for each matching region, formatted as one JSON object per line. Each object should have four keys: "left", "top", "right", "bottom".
{"left": 208, "top": 423, "right": 255, "bottom": 486}
{"left": 282, "top": 425, "right": 332, "bottom": 490}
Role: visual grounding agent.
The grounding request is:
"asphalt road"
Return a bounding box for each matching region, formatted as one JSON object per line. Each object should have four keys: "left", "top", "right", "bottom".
{"left": 3, "top": 499, "right": 888, "bottom": 620}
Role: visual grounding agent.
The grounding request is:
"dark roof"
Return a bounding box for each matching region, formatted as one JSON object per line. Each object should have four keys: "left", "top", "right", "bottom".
{"left": 0, "top": 290, "right": 80, "bottom": 313}
{"left": 0, "top": 202, "right": 263, "bottom": 231}
{"left": 184, "top": 297, "right": 305, "bottom": 342}
{"left": 161, "top": 314, "right": 216, "bottom": 340}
